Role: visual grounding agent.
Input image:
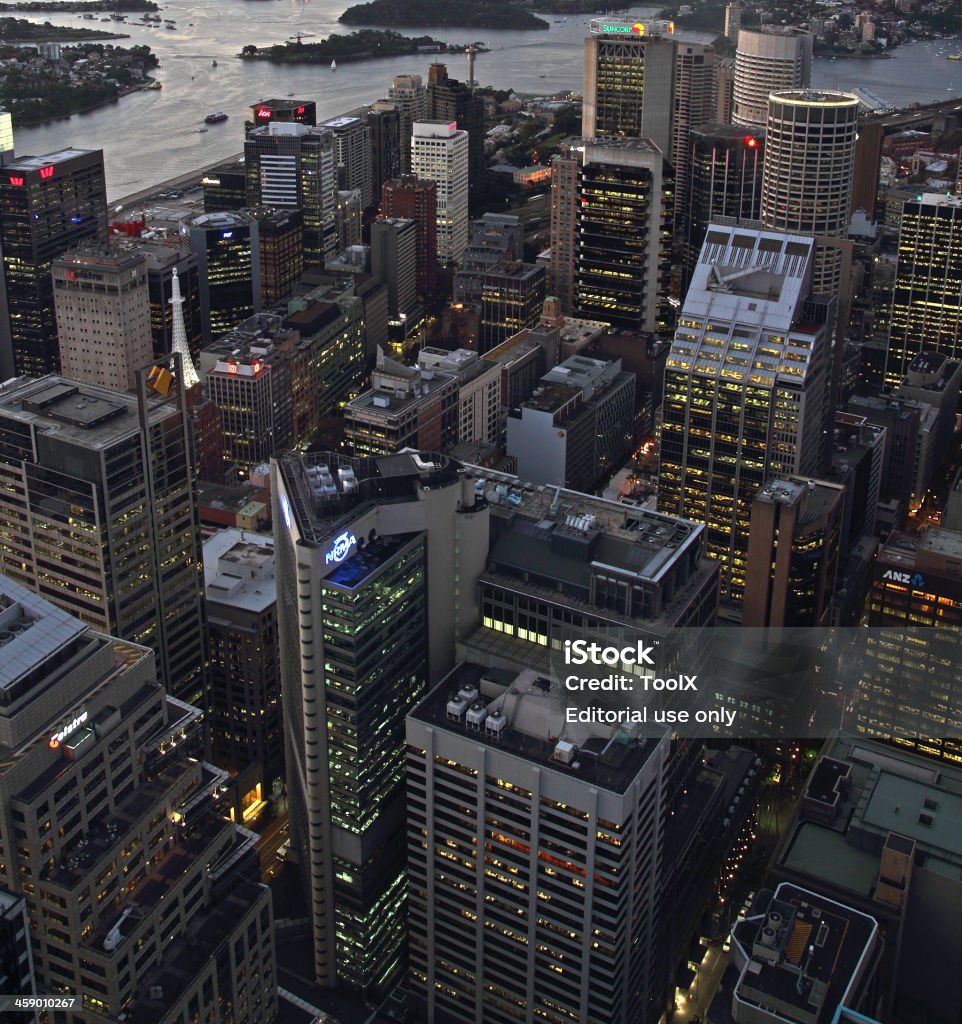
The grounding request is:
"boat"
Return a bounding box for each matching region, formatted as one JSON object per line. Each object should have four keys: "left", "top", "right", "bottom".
{"left": 331, "top": 59, "right": 337, "bottom": 71}
{"left": 197, "top": 128, "right": 208, "bottom": 133}
{"left": 204, "top": 111, "right": 229, "bottom": 124}
{"left": 212, "top": 60, "right": 217, "bottom": 67}
{"left": 146, "top": 80, "right": 162, "bottom": 89}
{"left": 949, "top": 54, "right": 961, "bottom": 60}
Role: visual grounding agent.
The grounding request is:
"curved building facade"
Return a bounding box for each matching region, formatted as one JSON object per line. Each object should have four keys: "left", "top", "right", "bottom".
{"left": 732, "top": 28, "right": 813, "bottom": 128}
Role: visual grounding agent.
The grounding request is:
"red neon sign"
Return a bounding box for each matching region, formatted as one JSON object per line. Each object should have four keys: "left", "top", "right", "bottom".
{"left": 39, "top": 165, "right": 54, "bottom": 180}
{"left": 252, "top": 360, "right": 261, "bottom": 374}
{"left": 296, "top": 106, "right": 305, "bottom": 114}
{"left": 745, "top": 136, "right": 759, "bottom": 149}
{"left": 227, "top": 362, "right": 238, "bottom": 374}
{"left": 256, "top": 108, "right": 271, "bottom": 119}
{"left": 8, "top": 176, "right": 23, "bottom": 186}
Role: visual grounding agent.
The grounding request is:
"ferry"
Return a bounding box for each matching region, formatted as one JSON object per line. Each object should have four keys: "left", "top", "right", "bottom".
{"left": 949, "top": 54, "right": 961, "bottom": 60}
{"left": 204, "top": 111, "right": 229, "bottom": 124}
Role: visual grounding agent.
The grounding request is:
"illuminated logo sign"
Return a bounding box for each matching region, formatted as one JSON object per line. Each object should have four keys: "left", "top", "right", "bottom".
{"left": 39, "top": 165, "right": 54, "bottom": 180}
{"left": 257, "top": 107, "right": 271, "bottom": 119}
{"left": 227, "top": 362, "right": 238, "bottom": 374}
{"left": 50, "top": 709, "right": 88, "bottom": 749}
{"left": 280, "top": 493, "right": 292, "bottom": 529}
{"left": 882, "top": 569, "right": 926, "bottom": 587}
{"left": 601, "top": 19, "right": 671, "bottom": 34}
{"left": 745, "top": 136, "right": 759, "bottom": 149}
{"left": 296, "top": 105, "right": 306, "bottom": 114}
{"left": 8, "top": 175, "right": 23, "bottom": 186}
{"left": 201, "top": 176, "right": 221, "bottom": 186}
{"left": 222, "top": 230, "right": 233, "bottom": 239}
{"left": 325, "top": 530, "right": 357, "bottom": 566}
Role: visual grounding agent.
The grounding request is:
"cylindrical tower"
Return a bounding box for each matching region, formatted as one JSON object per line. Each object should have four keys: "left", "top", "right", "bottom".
{"left": 732, "top": 28, "right": 813, "bottom": 128}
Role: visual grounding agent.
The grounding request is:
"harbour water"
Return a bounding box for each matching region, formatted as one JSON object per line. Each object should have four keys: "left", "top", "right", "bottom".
{"left": 9, "top": 0, "right": 962, "bottom": 200}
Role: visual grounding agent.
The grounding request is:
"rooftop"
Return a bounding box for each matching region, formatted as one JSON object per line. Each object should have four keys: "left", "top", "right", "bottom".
{"left": 732, "top": 882, "right": 878, "bottom": 1024}
{"left": 0, "top": 577, "right": 86, "bottom": 695}
{"left": 203, "top": 530, "right": 276, "bottom": 613}
{"left": 0, "top": 376, "right": 176, "bottom": 449}
{"left": 411, "top": 661, "right": 660, "bottom": 794}
{"left": 4, "top": 148, "right": 97, "bottom": 171}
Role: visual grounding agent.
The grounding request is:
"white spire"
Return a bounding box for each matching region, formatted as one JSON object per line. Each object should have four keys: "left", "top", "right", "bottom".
{"left": 169, "top": 267, "right": 200, "bottom": 389}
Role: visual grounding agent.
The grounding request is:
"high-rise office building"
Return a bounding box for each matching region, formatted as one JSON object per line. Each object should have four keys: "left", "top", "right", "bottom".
{"left": 246, "top": 97, "right": 317, "bottom": 132}
{"left": 251, "top": 206, "right": 304, "bottom": 308}
{"left": 334, "top": 188, "right": 363, "bottom": 251}
{"left": 715, "top": 58, "right": 735, "bottom": 124}
{"left": 371, "top": 217, "right": 417, "bottom": 318}
{"left": 743, "top": 477, "right": 845, "bottom": 627}
{"left": 575, "top": 138, "right": 673, "bottom": 334}
{"left": 182, "top": 211, "right": 261, "bottom": 345}
{"left": 454, "top": 213, "right": 525, "bottom": 303}
{"left": 724, "top": 2, "right": 742, "bottom": 39}
{"left": 760, "top": 90, "right": 859, "bottom": 295}
{"left": 427, "top": 63, "right": 485, "bottom": 187}
{"left": 479, "top": 261, "right": 546, "bottom": 353}
{"left": 0, "top": 370, "right": 207, "bottom": 703}
{"left": 272, "top": 450, "right": 491, "bottom": 994}
{"left": 322, "top": 115, "right": 374, "bottom": 208}
{"left": 0, "top": 148, "right": 107, "bottom": 379}
{"left": 0, "top": 891, "right": 33, "bottom": 999}
{"left": 368, "top": 99, "right": 402, "bottom": 202}
{"left": 582, "top": 18, "right": 677, "bottom": 154}
{"left": 660, "top": 225, "right": 833, "bottom": 605}
{"left": 684, "top": 124, "right": 764, "bottom": 289}
{"left": 380, "top": 175, "right": 438, "bottom": 299}
{"left": 548, "top": 144, "right": 581, "bottom": 313}
{"left": 860, "top": 528, "right": 962, "bottom": 762}
{"left": 0, "top": 575, "right": 276, "bottom": 1023}
{"left": 244, "top": 122, "right": 338, "bottom": 267}
{"left": 388, "top": 74, "right": 428, "bottom": 173}
{"left": 204, "top": 528, "right": 284, "bottom": 794}
{"left": 671, "top": 41, "right": 717, "bottom": 223}
{"left": 201, "top": 160, "right": 248, "bottom": 212}
{"left": 407, "top": 664, "right": 671, "bottom": 1024}
{"left": 53, "top": 248, "right": 154, "bottom": 392}
{"left": 887, "top": 194, "right": 962, "bottom": 386}
{"left": 732, "top": 28, "right": 813, "bottom": 128}
{"left": 411, "top": 120, "right": 469, "bottom": 267}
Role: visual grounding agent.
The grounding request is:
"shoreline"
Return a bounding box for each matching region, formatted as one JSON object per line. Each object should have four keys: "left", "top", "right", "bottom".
{"left": 14, "top": 75, "right": 156, "bottom": 126}
{"left": 241, "top": 44, "right": 486, "bottom": 66}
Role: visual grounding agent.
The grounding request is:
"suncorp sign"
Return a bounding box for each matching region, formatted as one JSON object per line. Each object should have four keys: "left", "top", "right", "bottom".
{"left": 597, "top": 19, "right": 673, "bottom": 35}
{"left": 325, "top": 531, "right": 357, "bottom": 566}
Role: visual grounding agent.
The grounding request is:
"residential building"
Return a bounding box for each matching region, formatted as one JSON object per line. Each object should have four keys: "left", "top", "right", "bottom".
{"left": 0, "top": 576, "right": 275, "bottom": 1024}
{"left": 548, "top": 144, "right": 581, "bottom": 313}
{"left": 0, "top": 148, "right": 108, "bottom": 378}
{"left": 659, "top": 225, "right": 833, "bottom": 606}
{"left": 388, "top": 74, "right": 428, "bottom": 172}
{"left": 0, "top": 371, "right": 207, "bottom": 704}
{"left": 53, "top": 248, "right": 154, "bottom": 392}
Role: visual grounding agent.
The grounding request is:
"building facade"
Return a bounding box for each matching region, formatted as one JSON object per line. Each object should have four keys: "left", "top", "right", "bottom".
{"left": 732, "top": 28, "right": 813, "bottom": 128}
{"left": 411, "top": 121, "right": 470, "bottom": 267}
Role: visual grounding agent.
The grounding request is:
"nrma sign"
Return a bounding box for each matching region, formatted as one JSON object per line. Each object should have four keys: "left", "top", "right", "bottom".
{"left": 325, "top": 531, "right": 357, "bottom": 566}
{"left": 882, "top": 569, "right": 926, "bottom": 588}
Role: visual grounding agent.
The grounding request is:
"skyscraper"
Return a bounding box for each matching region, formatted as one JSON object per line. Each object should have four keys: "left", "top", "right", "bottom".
{"left": 886, "top": 193, "right": 962, "bottom": 386}
{"left": 660, "top": 225, "right": 833, "bottom": 605}
{"left": 380, "top": 175, "right": 438, "bottom": 299}
{"left": 182, "top": 211, "right": 262, "bottom": 345}
{"left": 251, "top": 206, "right": 304, "bottom": 308}
{"left": 368, "top": 99, "right": 402, "bottom": 201}
{"left": 732, "top": 28, "right": 813, "bottom": 128}
{"left": 582, "top": 18, "right": 677, "bottom": 154}
{"left": 742, "top": 477, "right": 845, "bottom": 627}
{"left": 0, "top": 148, "right": 107, "bottom": 379}
{"left": 0, "top": 369, "right": 207, "bottom": 703}
{"left": 371, "top": 217, "right": 417, "bottom": 318}
{"left": 272, "top": 450, "right": 491, "bottom": 994}
{"left": 407, "top": 664, "right": 671, "bottom": 1024}
{"left": 0, "top": 575, "right": 275, "bottom": 1023}
{"left": 246, "top": 97, "right": 317, "bottom": 131}
{"left": 388, "top": 74, "right": 428, "bottom": 173}
{"left": 244, "top": 122, "right": 338, "bottom": 267}
{"left": 574, "top": 138, "right": 673, "bottom": 334}
{"left": 760, "top": 90, "right": 859, "bottom": 294}
{"left": 53, "top": 248, "right": 154, "bottom": 392}
{"left": 411, "top": 120, "right": 469, "bottom": 267}
{"left": 479, "top": 260, "right": 546, "bottom": 353}
{"left": 724, "top": 2, "right": 742, "bottom": 39}
{"left": 427, "top": 63, "right": 485, "bottom": 187}
{"left": 548, "top": 144, "right": 581, "bottom": 313}
{"left": 671, "top": 41, "right": 717, "bottom": 223}
{"left": 684, "top": 124, "right": 764, "bottom": 288}
{"left": 322, "top": 115, "right": 374, "bottom": 208}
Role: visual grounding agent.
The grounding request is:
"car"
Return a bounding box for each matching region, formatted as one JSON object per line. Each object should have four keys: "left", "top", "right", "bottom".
{"left": 507, "top": 492, "right": 523, "bottom": 506}
{"left": 722, "top": 936, "right": 732, "bottom": 953}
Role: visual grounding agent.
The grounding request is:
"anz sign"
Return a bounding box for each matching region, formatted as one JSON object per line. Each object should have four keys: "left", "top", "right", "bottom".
{"left": 881, "top": 569, "right": 926, "bottom": 588}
